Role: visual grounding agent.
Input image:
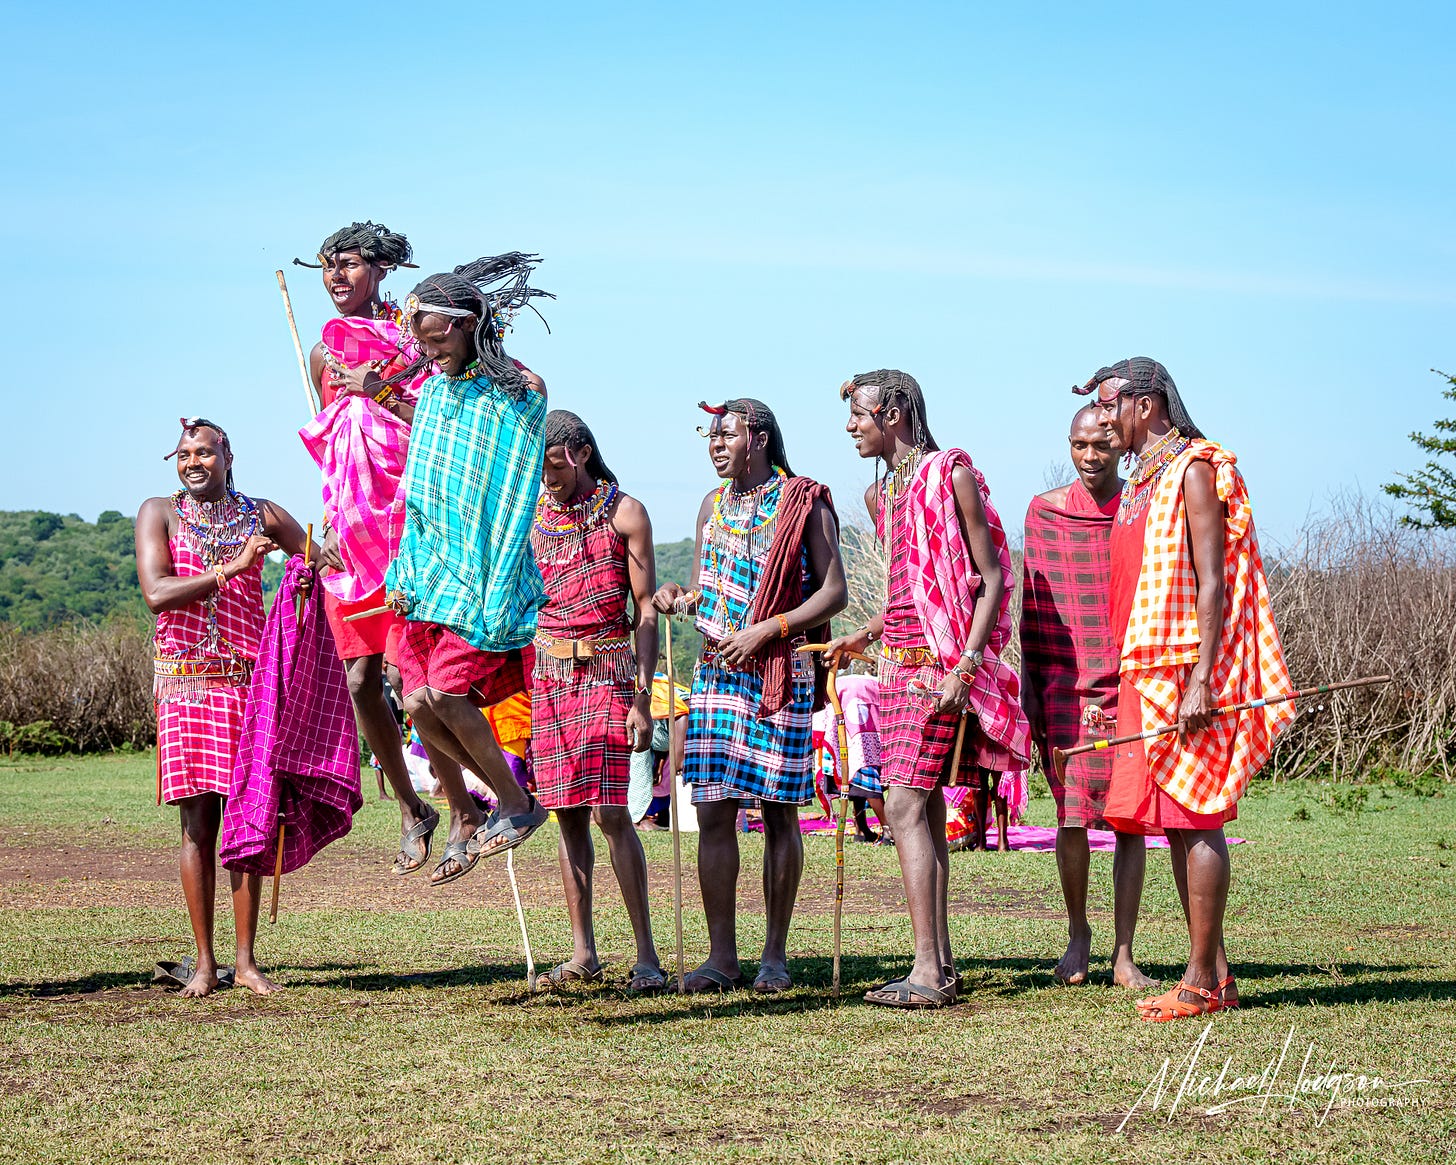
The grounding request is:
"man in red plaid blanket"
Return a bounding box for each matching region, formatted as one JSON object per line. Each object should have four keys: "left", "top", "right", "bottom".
{"left": 1020, "top": 405, "right": 1154, "bottom": 990}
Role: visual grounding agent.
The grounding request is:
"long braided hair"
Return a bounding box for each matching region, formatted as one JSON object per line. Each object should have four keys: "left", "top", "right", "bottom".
{"left": 1072, "top": 357, "right": 1206, "bottom": 440}
{"left": 292, "top": 221, "right": 416, "bottom": 270}
{"left": 544, "top": 409, "right": 616, "bottom": 484}
{"left": 696, "top": 397, "right": 795, "bottom": 476}
{"left": 392, "top": 253, "right": 554, "bottom": 398}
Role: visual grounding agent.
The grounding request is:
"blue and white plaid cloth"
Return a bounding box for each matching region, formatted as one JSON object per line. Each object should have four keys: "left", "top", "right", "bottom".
{"left": 683, "top": 493, "right": 813, "bottom": 805}
{"left": 387, "top": 373, "right": 547, "bottom": 651}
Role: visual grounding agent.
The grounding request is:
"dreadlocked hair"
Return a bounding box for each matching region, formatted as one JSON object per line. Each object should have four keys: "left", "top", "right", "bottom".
{"left": 699, "top": 398, "right": 795, "bottom": 476}
{"left": 1076, "top": 357, "right": 1206, "bottom": 441}
{"left": 292, "top": 221, "right": 416, "bottom": 270}
{"left": 839, "top": 369, "right": 940, "bottom": 451}
{"left": 389, "top": 252, "right": 555, "bottom": 399}
{"left": 544, "top": 409, "right": 616, "bottom": 484}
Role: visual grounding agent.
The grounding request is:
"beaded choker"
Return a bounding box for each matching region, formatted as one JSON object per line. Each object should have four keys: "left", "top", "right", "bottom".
{"left": 442, "top": 361, "right": 485, "bottom": 384}
{"left": 534, "top": 479, "right": 617, "bottom": 537}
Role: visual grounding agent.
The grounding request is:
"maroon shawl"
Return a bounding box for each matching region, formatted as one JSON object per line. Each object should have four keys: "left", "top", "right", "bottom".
{"left": 754, "top": 476, "right": 835, "bottom": 718}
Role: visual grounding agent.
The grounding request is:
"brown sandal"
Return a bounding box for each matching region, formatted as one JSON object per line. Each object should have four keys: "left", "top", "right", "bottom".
{"left": 1138, "top": 980, "right": 1218, "bottom": 1022}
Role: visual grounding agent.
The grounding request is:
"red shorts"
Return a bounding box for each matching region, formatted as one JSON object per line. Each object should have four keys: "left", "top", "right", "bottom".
{"left": 1103, "top": 676, "right": 1237, "bottom": 835}
{"left": 324, "top": 585, "right": 405, "bottom": 663}
{"left": 396, "top": 621, "right": 533, "bottom": 707}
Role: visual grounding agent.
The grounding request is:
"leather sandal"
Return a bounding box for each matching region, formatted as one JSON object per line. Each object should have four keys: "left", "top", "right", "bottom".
{"left": 1138, "top": 980, "right": 1218, "bottom": 1022}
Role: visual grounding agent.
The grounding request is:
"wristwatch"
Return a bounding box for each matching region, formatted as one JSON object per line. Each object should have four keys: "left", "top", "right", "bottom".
{"left": 960, "top": 648, "right": 984, "bottom": 673}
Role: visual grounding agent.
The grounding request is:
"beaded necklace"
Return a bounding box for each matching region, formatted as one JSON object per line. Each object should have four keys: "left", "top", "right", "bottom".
{"left": 1118, "top": 428, "right": 1189, "bottom": 525}
{"left": 172, "top": 488, "right": 260, "bottom": 571}
{"left": 707, "top": 467, "right": 786, "bottom": 634}
{"left": 442, "top": 360, "right": 484, "bottom": 385}
{"left": 878, "top": 445, "right": 925, "bottom": 579}
{"left": 534, "top": 478, "right": 618, "bottom": 537}
{"left": 169, "top": 489, "right": 260, "bottom": 663}
{"left": 533, "top": 478, "right": 618, "bottom": 564}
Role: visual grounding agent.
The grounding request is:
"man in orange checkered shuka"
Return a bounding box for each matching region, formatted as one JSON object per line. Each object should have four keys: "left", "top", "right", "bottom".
{"left": 1082, "top": 358, "right": 1294, "bottom": 1023}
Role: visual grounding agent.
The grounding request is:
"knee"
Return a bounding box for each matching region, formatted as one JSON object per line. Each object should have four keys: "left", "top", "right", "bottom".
{"left": 179, "top": 798, "right": 220, "bottom": 848}
{"left": 345, "top": 657, "right": 382, "bottom": 702}
{"left": 592, "top": 806, "right": 631, "bottom": 836}
{"left": 402, "top": 687, "right": 434, "bottom": 724}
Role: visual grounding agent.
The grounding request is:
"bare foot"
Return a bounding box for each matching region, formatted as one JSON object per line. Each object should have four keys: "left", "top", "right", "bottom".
{"left": 179, "top": 964, "right": 220, "bottom": 998}
{"left": 1054, "top": 928, "right": 1092, "bottom": 985}
{"left": 233, "top": 965, "right": 282, "bottom": 995}
{"left": 1113, "top": 956, "right": 1158, "bottom": 991}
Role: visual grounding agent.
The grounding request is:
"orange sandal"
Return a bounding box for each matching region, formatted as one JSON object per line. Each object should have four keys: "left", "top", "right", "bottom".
{"left": 1218, "top": 975, "right": 1238, "bottom": 1010}
{"left": 1137, "top": 980, "right": 1218, "bottom": 1022}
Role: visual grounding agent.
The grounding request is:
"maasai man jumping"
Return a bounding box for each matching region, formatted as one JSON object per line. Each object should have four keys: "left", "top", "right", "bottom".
{"left": 651, "top": 399, "right": 847, "bottom": 994}
{"left": 829, "top": 371, "right": 1030, "bottom": 1009}
{"left": 531, "top": 410, "right": 664, "bottom": 992}
{"left": 136, "top": 418, "right": 315, "bottom": 997}
{"left": 1084, "top": 357, "right": 1293, "bottom": 1021}
{"left": 294, "top": 221, "right": 448, "bottom": 875}
{"left": 385, "top": 255, "right": 555, "bottom": 884}
{"left": 1020, "top": 405, "right": 1153, "bottom": 989}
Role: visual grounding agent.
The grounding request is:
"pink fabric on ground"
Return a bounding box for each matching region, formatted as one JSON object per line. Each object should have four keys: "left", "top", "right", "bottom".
{"left": 219, "top": 557, "right": 362, "bottom": 875}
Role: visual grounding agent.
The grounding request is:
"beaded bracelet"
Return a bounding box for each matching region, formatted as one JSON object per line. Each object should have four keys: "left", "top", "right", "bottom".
{"left": 776, "top": 614, "right": 790, "bottom": 639}
{"left": 214, "top": 567, "right": 227, "bottom": 592}
{"left": 953, "top": 665, "right": 975, "bottom": 685}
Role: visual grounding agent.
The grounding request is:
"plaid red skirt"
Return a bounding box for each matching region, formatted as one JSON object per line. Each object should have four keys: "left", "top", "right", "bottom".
{"left": 396, "top": 621, "right": 532, "bottom": 707}
{"left": 879, "top": 654, "right": 1022, "bottom": 791}
{"left": 531, "top": 674, "right": 633, "bottom": 809}
{"left": 324, "top": 585, "right": 404, "bottom": 662}
{"left": 157, "top": 687, "right": 247, "bottom": 803}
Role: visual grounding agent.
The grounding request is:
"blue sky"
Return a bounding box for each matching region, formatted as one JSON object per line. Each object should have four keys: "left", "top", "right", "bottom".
{"left": 3, "top": 2, "right": 1451, "bottom": 548}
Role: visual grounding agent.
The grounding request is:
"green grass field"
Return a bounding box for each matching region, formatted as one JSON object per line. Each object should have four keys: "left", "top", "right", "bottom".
{"left": 0, "top": 753, "right": 1452, "bottom": 1163}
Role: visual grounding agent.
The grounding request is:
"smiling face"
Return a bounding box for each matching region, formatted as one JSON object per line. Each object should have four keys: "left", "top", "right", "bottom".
{"left": 845, "top": 388, "right": 888, "bottom": 461}
{"left": 173, "top": 429, "right": 231, "bottom": 501}
{"left": 320, "top": 250, "right": 384, "bottom": 317}
{"left": 541, "top": 443, "right": 591, "bottom": 504}
{"left": 706, "top": 412, "right": 763, "bottom": 481}
{"left": 1068, "top": 409, "right": 1120, "bottom": 493}
{"left": 411, "top": 311, "right": 476, "bottom": 376}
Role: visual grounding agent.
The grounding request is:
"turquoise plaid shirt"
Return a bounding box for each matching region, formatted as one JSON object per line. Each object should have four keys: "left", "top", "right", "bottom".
{"left": 387, "top": 372, "right": 547, "bottom": 651}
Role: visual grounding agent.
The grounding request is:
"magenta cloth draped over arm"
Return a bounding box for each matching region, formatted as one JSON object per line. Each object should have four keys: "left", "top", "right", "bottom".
{"left": 219, "top": 556, "right": 362, "bottom": 875}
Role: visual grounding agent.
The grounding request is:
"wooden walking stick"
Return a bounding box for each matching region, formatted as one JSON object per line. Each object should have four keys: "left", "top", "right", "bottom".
{"left": 796, "top": 644, "right": 874, "bottom": 998}
{"left": 269, "top": 815, "right": 285, "bottom": 924}
{"left": 664, "top": 606, "right": 687, "bottom": 995}
{"left": 295, "top": 524, "right": 314, "bottom": 624}
{"left": 1050, "top": 674, "right": 1394, "bottom": 786}
{"left": 506, "top": 849, "right": 537, "bottom": 992}
{"left": 825, "top": 660, "right": 851, "bottom": 998}
{"left": 276, "top": 270, "right": 321, "bottom": 416}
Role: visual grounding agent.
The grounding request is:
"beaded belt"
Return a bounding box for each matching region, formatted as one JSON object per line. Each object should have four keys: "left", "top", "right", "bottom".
{"left": 153, "top": 655, "right": 251, "bottom": 684}
{"left": 533, "top": 632, "right": 633, "bottom": 662}
{"left": 883, "top": 644, "right": 935, "bottom": 666}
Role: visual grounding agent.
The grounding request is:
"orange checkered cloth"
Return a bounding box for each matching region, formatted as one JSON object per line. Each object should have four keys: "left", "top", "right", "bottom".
{"left": 1123, "top": 440, "right": 1294, "bottom": 813}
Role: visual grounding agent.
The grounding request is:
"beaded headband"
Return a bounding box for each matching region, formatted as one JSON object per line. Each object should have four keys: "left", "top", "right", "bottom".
{"left": 403, "top": 292, "right": 478, "bottom": 322}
